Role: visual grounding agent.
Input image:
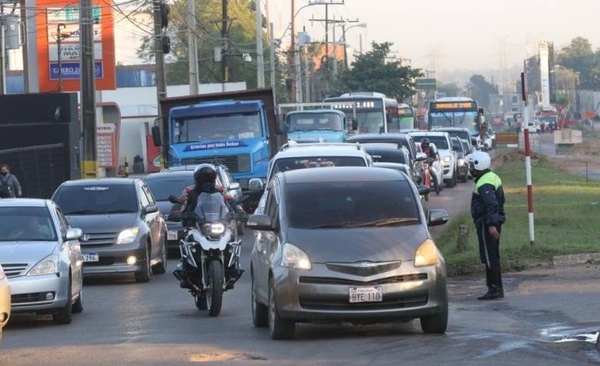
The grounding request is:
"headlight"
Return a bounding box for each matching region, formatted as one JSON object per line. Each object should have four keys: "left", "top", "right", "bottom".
{"left": 414, "top": 239, "right": 441, "bottom": 267}
{"left": 201, "top": 222, "right": 225, "bottom": 237}
{"left": 443, "top": 156, "right": 451, "bottom": 162}
{"left": 458, "top": 158, "right": 466, "bottom": 166}
{"left": 27, "top": 255, "right": 58, "bottom": 276}
{"left": 116, "top": 227, "right": 140, "bottom": 244}
{"left": 281, "top": 243, "right": 312, "bottom": 270}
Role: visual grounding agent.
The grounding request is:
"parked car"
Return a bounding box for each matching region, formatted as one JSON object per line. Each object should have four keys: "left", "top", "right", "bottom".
{"left": 144, "top": 164, "right": 244, "bottom": 253}
{"left": 451, "top": 136, "right": 469, "bottom": 183}
{"left": 0, "top": 264, "right": 10, "bottom": 340}
{"left": 0, "top": 199, "right": 84, "bottom": 324}
{"left": 51, "top": 178, "right": 168, "bottom": 283}
{"left": 247, "top": 167, "right": 449, "bottom": 339}
{"left": 409, "top": 131, "right": 459, "bottom": 188}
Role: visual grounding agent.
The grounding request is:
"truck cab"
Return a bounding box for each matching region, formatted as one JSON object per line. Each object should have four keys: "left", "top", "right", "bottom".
{"left": 284, "top": 109, "right": 348, "bottom": 143}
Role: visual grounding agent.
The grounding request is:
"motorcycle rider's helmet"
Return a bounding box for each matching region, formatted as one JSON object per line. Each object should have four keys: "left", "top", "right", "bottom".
{"left": 421, "top": 138, "right": 430, "bottom": 149}
{"left": 467, "top": 151, "right": 491, "bottom": 175}
{"left": 193, "top": 163, "right": 217, "bottom": 191}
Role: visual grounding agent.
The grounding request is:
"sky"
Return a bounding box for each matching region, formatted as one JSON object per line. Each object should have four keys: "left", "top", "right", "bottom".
{"left": 268, "top": 0, "right": 598, "bottom": 82}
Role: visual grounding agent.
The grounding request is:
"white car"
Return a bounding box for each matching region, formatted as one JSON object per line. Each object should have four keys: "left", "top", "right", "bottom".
{"left": 0, "top": 264, "right": 10, "bottom": 341}
{"left": 0, "top": 198, "right": 84, "bottom": 324}
{"left": 409, "top": 131, "right": 458, "bottom": 188}
{"left": 249, "top": 141, "right": 374, "bottom": 214}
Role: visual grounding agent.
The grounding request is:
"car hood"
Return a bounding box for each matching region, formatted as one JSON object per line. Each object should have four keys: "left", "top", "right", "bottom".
{"left": 286, "top": 224, "right": 430, "bottom": 263}
{"left": 66, "top": 213, "right": 138, "bottom": 233}
{"left": 0, "top": 242, "right": 58, "bottom": 263}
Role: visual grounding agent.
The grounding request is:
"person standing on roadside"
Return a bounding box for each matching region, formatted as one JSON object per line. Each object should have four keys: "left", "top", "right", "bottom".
{"left": 0, "top": 164, "right": 22, "bottom": 198}
{"left": 468, "top": 151, "right": 506, "bottom": 300}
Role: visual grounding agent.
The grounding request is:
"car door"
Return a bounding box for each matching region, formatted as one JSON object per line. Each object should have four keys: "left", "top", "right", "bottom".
{"left": 253, "top": 180, "right": 279, "bottom": 302}
{"left": 139, "top": 184, "right": 161, "bottom": 255}
{"left": 55, "top": 205, "right": 83, "bottom": 296}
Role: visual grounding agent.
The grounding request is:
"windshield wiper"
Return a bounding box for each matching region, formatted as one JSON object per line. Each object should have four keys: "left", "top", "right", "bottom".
{"left": 106, "top": 209, "right": 136, "bottom": 214}
{"left": 347, "top": 217, "right": 419, "bottom": 228}
{"left": 65, "top": 209, "right": 104, "bottom": 215}
{"left": 310, "top": 221, "right": 363, "bottom": 229}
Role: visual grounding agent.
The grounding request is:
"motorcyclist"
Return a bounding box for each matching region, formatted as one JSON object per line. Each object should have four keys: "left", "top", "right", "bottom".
{"left": 180, "top": 163, "right": 219, "bottom": 227}
{"left": 421, "top": 138, "right": 441, "bottom": 195}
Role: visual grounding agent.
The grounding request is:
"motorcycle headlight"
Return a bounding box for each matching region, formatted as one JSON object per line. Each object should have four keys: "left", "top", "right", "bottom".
{"left": 116, "top": 227, "right": 140, "bottom": 244}
{"left": 281, "top": 243, "right": 312, "bottom": 270}
{"left": 201, "top": 223, "right": 225, "bottom": 237}
{"left": 414, "top": 239, "right": 441, "bottom": 267}
{"left": 27, "top": 255, "right": 58, "bottom": 276}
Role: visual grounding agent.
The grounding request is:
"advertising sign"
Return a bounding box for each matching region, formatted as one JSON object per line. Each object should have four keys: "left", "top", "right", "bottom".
{"left": 37, "top": 0, "right": 116, "bottom": 92}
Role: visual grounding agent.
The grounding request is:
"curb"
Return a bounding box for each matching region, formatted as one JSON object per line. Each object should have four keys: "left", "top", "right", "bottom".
{"left": 552, "top": 252, "right": 600, "bottom": 266}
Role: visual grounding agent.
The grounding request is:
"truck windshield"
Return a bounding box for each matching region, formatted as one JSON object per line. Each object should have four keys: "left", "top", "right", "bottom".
{"left": 173, "top": 112, "right": 262, "bottom": 143}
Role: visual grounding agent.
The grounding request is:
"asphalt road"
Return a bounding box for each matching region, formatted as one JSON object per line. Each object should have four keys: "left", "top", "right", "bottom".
{"left": 1, "top": 174, "right": 599, "bottom": 365}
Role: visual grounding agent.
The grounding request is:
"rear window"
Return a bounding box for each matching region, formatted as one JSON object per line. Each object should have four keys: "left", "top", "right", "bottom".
{"left": 145, "top": 176, "right": 194, "bottom": 201}
{"left": 364, "top": 148, "right": 408, "bottom": 164}
{"left": 0, "top": 206, "right": 57, "bottom": 241}
{"left": 285, "top": 181, "right": 420, "bottom": 229}
{"left": 53, "top": 185, "right": 138, "bottom": 215}
{"left": 269, "top": 156, "right": 366, "bottom": 181}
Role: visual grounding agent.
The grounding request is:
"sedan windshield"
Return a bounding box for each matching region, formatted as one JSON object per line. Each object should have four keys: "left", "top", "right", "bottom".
{"left": 286, "top": 181, "right": 420, "bottom": 229}
{"left": 0, "top": 206, "right": 57, "bottom": 241}
{"left": 54, "top": 185, "right": 138, "bottom": 215}
{"left": 269, "top": 156, "right": 366, "bottom": 181}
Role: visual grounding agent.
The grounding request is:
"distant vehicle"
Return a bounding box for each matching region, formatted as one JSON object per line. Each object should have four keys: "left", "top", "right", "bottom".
{"left": 0, "top": 198, "right": 84, "bottom": 324}
{"left": 430, "top": 127, "right": 475, "bottom": 153}
{"left": 450, "top": 137, "right": 469, "bottom": 183}
{"left": 408, "top": 131, "right": 459, "bottom": 188}
{"left": 246, "top": 167, "right": 449, "bottom": 339}
{"left": 0, "top": 264, "right": 10, "bottom": 340}
{"left": 52, "top": 178, "right": 168, "bottom": 283}
{"left": 283, "top": 108, "right": 348, "bottom": 143}
{"left": 428, "top": 97, "right": 479, "bottom": 133}
{"left": 397, "top": 103, "right": 417, "bottom": 130}
{"left": 323, "top": 92, "right": 400, "bottom": 134}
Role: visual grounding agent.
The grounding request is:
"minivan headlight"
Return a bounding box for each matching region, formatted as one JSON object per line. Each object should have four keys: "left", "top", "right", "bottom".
{"left": 281, "top": 243, "right": 312, "bottom": 270}
{"left": 414, "top": 239, "right": 441, "bottom": 267}
{"left": 27, "top": 255, "right": 58, "bottom": 276}
{"left": 117, "top": 227, "right": 140, "bottom": 244}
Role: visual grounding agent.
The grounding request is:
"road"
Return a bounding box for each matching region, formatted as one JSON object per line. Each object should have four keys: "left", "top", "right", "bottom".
{"left": 1, "top": 178, "right": 599, "bottom": 365}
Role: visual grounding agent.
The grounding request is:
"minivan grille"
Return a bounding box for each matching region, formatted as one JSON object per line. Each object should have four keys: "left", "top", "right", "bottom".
{"left": 182, "top": 154, "right": 251, "bottom": 173}
{"left": 1, "top": 263, "right": 29, "bottom": 278}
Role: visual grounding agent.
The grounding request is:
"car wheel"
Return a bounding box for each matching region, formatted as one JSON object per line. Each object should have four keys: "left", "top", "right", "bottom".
{"left": 54, "top": 276, "right": 73, "bottom": 325}
{"left": 251, "top": 271, "right": 268, "bottom": 328}
{"left": 268, "top": 277, "right": 295, "bottom": 340}
{"left": 151, "top": 234, "right": 168, "bottom": 275}
{"left": 420, "top": 304, "right": 448, "bottom": 334}
{"left": 135, "top": 245, "right": 151, "bottom": 283}
{"left": 72, "top": 289, "right": 84, "bottom": 314}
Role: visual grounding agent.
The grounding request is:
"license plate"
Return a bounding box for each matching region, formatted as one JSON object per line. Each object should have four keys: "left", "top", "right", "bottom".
{"left": 167, "top": 230, "right": 178, "bottom": 241}
{"left": 82, "top": 253, "right": 99, "bottom": 262}
{"left": 349, "top": 286, "right": 383, "bottom": 303}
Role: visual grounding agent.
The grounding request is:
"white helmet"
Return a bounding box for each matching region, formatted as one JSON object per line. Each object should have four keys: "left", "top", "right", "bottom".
{"left": 467, "top": 151, "right": 491, "bottom": 171}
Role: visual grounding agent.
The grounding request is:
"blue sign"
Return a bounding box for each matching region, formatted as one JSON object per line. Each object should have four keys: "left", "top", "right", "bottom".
{"left": 49, "top": 61, "right": 104, "bottom": 80}
{"left": 184, "top": 140, "right": 248, "bottom": 152}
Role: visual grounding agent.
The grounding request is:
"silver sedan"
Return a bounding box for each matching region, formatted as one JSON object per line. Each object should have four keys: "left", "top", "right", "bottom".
{"left": 0, "top": 199, "right": 84, "bottom": 325}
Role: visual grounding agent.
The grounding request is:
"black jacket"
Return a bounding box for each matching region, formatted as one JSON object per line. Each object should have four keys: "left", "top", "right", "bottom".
{"left": 471, "top": 169, "right": 506, "bottom": 227}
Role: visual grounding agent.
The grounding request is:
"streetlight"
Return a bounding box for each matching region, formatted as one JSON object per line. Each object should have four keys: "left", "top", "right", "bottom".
{"left": 341, "top": 22, "right": 366, "bottom": 69}
{"left": 55, "top": 23, "right": 70, "bottom": 92}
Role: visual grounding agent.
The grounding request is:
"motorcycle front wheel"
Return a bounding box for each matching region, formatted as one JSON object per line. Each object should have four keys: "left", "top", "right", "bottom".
{"left": 205, "top": 260, "right": 224, "bottom": 317}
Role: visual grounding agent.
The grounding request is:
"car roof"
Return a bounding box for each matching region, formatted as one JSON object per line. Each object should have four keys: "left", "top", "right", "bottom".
{"left": 280, "top": 166, "right": 407, "bottom": 184}
{"left": 58, "top": 178, "right": 138, "bottom": 186}
{"left": 0, "top": 198, "right": 51, "bottom": 208}
{"left": 431, "top": 127, "right": 470, "bottom": 132}
{"left": 347, "top": 133, "right": 410, "bottom": 141}
{"left": 409, "top": 131, "right": 449, "bottom": 136}
{"left": 275, "top": 142, "right": 369, "bottom": 159}
{"left": 373, "top": 162, "right": 409, "bottom": 169}
{"left": 145, "top": 170, "right": 193, "bottom": 179}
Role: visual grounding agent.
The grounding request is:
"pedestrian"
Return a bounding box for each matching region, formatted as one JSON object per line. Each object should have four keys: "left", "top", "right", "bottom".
{"left": 0, "top": 164, "right": 22, "bottom": 198}
{"left": 467, "top": 151, "right": 506, "bottom": 300}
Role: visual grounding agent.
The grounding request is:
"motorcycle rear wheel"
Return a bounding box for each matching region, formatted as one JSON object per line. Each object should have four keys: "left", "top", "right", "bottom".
{"left": 206, "top": 260, "right": 224, "bottom": 317}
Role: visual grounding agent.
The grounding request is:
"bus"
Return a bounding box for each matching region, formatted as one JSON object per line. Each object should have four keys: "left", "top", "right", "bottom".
{"left": 323, "top": 92, "right": 399, "bottom": 134}
{"left": 397, "top": 103, "right": 417, "bottom": 130}
{"left": 427, "top": 97, "right": 479, "bottom": 131}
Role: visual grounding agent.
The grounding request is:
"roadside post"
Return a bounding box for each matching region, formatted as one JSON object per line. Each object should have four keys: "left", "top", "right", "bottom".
{"left": 521, "top": 71, "right": 535, "bottom": 246}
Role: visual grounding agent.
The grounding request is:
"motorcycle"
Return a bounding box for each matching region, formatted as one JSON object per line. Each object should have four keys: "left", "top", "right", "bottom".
{"left": 169, "top": 193, "right": 244, "bottom": 317}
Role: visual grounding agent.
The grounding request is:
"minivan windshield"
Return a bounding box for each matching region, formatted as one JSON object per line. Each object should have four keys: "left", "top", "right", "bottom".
{"left": 54, "top": 185, "right": 138, "bottom": 215}
{"left": 286, "top": 181, "right": 420, "bottom": 229}
{"left": 0, "top": 206, "right": 57, "bottom": 241}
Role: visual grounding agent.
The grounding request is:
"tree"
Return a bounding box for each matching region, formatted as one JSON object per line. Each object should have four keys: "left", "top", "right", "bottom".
{"left": 332, "top": 42, "right": 423, "bottom": 102}
{"left": 468, "top": 75, "right": 497, "bottom": 109}
{"left": 436, "top": 82, "right": 460, "bottom": 98}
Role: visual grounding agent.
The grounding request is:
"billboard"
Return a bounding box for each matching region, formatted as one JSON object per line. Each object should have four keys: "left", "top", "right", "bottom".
{"left": 37, "top": 0, "right": 116, "bottom": 92}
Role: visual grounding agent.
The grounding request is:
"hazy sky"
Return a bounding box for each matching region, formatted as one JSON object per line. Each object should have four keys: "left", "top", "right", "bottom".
{"left": 269, "top": 0, "right": 595, "bottom": 76}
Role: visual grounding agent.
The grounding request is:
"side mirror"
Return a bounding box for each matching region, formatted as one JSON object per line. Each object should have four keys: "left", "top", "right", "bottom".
{"left": 229, "top": 182, "right": 241, "bottom": 191}
{"left": 427, "top": 208, "right": 449, "bottom": 227}
{"left": 144, "top": 204, "right": 159, "bottom": 214}
{"left": 416, "top": 184, "right": 430, "bottom": 196}
{"left": 66, "top": 227, "right": 83, "bottom": 241}
{"left": 248, "top": 178, "right": 264, "bottom": 192}
{"left": 415, "top": 152, "right": 427, "bottom": 161}
{"left": 151, "top": 126, "right": 162, "bottom": 147}
{"left": 246, "top": 214, "right": 273, "bottom": 231}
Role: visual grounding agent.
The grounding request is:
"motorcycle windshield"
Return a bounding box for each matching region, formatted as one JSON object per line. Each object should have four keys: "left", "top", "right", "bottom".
{"left": 194, "top": 192, "right": 228, "bottom": 222}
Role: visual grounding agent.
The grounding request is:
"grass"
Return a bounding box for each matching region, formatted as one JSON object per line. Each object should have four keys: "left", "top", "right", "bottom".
{"left": 435, "top": 153, "right": 600, "bottom": 276}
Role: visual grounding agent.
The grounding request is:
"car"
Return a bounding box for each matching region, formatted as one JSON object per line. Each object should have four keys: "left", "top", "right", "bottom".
{"left": 0, "top": 198, "right": 84, "bottom": 324}
{"left": 451, "top": 136, "right": 469, "bottom": 183}
{"left": 372, "top": 161, "right": 430, "bottom": 205}
{"left": 144, "top": 165, "right": 244, "bottom": 253}
{"left": 246, "top": 167, "right": 449, "bottom": 339}
{"left": 0, "top": 264, "right": 10, "bottom": 340}
{"left": 409, "top": 131, "right": 459, "bottom": 188}
{"left": 362, "top": 144, "right": 419, "bottom": 184}
{"left": 51, "top": 178, "right": 168, "bottom": 283}
{"left": 414, "top": 141, "right": 444, "bottom": 194}
{"left": 250, "top": 141, "right": 373, "bottom": 214}
{"left": 430, "top": 127, "right": 475, "bottom": 153}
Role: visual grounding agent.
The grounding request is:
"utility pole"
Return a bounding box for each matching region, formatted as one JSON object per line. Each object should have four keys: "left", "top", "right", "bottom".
{"left": 269, "top": 22, "right": 276, "bottom": 104}
{"left": 289, "top": 0, "right": 295, "bottom": 101}
{"left": 221, "top": 0, "right": 229, "bottom": 91}
{"left": 56, "top": 23, "right": 68, "bottom": 93}
{"left": 80, "top": 0, "right": 97, "bottom": 178}
{"left": 188, "top": 0, "right": 198, "bottom": 94}
{"left": 153, "top": 0, "right": 168, "bottom": 122}
{"left": 0, "top": 7, "right": 5, "bottom": 95}
{"left": 255, "top": 0, "right": 264, "bottom": 87}
{"left": 308, "top": 1, "right": 344, "bottom": 92}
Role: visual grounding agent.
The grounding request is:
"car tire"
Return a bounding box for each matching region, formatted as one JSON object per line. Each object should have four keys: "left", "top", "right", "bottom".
{"left": 420, "top": 304, "right": 448, "bottom": 334}
{"left": 72, "top": 289, "right": 84, "bottom": 314}
{"left": 251, "top": 271, "right": 268, "bottom": 328}
{"left": 268, "top": 277, "right": 295, "bottom": 340}
{"left": 54, "top": 277, "right": 73, "bottom": 325}
{"left": 151, "top": 234, "right": 168, "bottom": 275}
{"left": 135, "top": 245, "right": 151, "bottom": 283}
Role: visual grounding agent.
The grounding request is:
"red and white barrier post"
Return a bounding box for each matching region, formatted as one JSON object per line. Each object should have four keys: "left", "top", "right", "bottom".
{"left": 521, "top": 72, "right": 535, "bottom": 246}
